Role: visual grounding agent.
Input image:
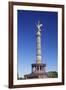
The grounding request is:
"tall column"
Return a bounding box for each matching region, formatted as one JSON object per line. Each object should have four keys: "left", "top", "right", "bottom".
{"left": 36, "top": 21, "right": 43, "bottom": 64}
{"left": 36, "top": 31, "right": 41, "bottom": 64}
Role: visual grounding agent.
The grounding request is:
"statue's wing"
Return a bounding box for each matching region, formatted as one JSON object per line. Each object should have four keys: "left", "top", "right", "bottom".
{"left": 39, "top": 24, "right": 43, "bottom": 27}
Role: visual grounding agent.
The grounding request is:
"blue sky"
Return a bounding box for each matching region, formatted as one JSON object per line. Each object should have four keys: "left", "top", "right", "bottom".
{"left": 17, "top": 10, "right": 58, "bottom": 77}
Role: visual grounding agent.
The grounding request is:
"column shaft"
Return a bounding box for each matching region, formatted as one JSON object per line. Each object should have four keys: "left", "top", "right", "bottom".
{"left": 36, "top": 32, "right": 41, "bottom": 63}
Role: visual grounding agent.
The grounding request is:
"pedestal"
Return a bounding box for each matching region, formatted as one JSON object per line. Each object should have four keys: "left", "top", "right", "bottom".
{"left": 24, "top": 63, "right": 48, "bottom": 79}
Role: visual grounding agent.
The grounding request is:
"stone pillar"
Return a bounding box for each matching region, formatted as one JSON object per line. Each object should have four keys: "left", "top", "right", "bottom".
{"left": 32, "top": 66, "right": 35, "bottom": 73}
{"left": 36, "top": 31, "right": 41, "bottom": 64}
{"left": 39, "top": 66, "right": 40, "bottom": 71}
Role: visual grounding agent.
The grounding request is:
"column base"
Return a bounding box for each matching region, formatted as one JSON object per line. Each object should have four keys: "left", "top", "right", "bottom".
{"left": 24, "top": 63, "right": 48, "bottom": 79}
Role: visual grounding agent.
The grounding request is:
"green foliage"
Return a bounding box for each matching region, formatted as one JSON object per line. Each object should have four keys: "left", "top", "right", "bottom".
{"left": 48, "top": 71, "right": 58, "bottom": 78}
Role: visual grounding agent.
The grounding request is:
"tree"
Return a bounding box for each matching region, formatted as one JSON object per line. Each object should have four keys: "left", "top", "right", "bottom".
{"left": 48, "top": 71, "right": 58, "bottom": 78}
